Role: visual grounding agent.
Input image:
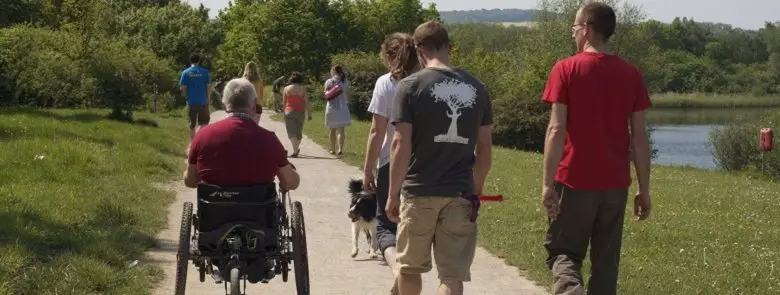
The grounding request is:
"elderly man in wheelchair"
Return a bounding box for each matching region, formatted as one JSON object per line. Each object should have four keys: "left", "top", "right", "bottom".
{"left": 177, "top": 78, "right": 308, "bottom": 295}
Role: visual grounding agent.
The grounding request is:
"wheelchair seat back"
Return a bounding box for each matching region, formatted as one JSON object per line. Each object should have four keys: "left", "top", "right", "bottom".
{"left": 196, "top": 183, "right": 279, "bottom": 254}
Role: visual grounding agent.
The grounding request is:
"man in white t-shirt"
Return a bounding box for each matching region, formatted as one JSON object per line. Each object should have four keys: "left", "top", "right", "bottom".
{"left": 363, "top": 72, "right": 397, "bottom": 265}
{"left": 364, "top": 32, "right": 420, "bottom": 295}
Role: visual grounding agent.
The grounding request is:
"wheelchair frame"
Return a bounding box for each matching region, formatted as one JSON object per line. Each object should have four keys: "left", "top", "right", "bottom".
{"left": 174, "top": 185, "right": 309, "bottom": 295}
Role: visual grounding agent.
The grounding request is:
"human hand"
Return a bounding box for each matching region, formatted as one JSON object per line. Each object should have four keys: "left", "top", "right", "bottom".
{"left": 363, "top": 172, "right": 376, "bottom": 192}
{"left": 541, "top": 185, "right": 561, "bottom": 220}
{"left": 634, "top": 192, "right": 652, "bottom": 221}
{"left": 386, "top": 196, "right": 401, "bottom": 223}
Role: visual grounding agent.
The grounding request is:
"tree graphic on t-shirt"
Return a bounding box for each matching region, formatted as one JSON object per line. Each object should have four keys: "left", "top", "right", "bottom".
{"left": 430, "top": 79, "right": 477, "bottom": 144}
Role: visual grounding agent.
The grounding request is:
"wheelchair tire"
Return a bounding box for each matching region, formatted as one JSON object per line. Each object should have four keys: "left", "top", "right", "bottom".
{"left": 175, "top": 202, "right": 193, "bottom": 295}
{"left": 229, "top": 267, "right": 241, "bottom": 295}
{"left": 291, "top": 201, "right": 310, "bottom": 295}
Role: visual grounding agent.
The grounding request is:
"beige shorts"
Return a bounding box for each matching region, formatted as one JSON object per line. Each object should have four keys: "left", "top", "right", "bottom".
{"left": 396, "top": 196, "right": 477, "bottom": 282}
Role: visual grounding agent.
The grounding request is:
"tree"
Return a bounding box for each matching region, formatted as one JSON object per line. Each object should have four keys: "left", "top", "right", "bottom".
{"left": 117, "top": 2, "right": 223, "bottom": 69}
{"left": 431, "top": 79, "right": 478, "bottom": 144}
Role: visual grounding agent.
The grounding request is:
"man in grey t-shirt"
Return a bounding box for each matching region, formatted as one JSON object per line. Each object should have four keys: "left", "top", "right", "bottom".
{"left": 386, "top": 21, "right": 493, "bottom": 295}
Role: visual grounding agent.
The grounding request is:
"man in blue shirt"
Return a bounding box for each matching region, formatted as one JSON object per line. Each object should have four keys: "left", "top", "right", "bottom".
{"left": 180, "top": 53, "right": 213, "bottom": 140}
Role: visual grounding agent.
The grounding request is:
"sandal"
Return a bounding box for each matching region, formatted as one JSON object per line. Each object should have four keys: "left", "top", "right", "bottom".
{"left": 290, "top": 151, "right": 299, "bottom": 158}
{"left": 337, "top": 150, "right": 343, "bottom": 156}
{"left": 328, "top": 150, "right": 335, "bottom": 155}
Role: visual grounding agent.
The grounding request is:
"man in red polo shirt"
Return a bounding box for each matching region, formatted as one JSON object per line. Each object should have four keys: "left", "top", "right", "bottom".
{"left": 183, "top": 78, "right": 299, "bottom": 190}
{"left": 540, "top": 3, "right": 652, "bottom": 295}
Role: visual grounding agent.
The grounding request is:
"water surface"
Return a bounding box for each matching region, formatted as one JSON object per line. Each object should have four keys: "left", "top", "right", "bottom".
{"left": 647, "top": 107, "right": 778, "bottom": 170}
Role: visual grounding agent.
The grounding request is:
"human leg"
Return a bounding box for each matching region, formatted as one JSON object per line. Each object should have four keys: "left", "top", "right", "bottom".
{"left": 544, "top": 184, "right": 601, "bottom": 295}
{"left": 432, "top": 197, "right": 477, "bottom": 295}
{"left": 396, "top": 197, "right": 444, "bottom": 295}
{"left": 337, "top": 127, "right": 346, "bottom": 154}
{"left": 375, "top": 164, "right": 399, "bottom": 293}
{"left": 273, "top": 93, "right": 283, "bottom": 113}
{"left": 196, "top": 105, "right": 210, "bottom": 133}
{"left": 285, "top": 112, "right": 303, "bottom": 156}
{"left": 329, "top": 128, "right": 337, "bottom": 154}
{"left": 587, "top": 189, "right": 629, "bottom": 295}
{"left": 187, "top": 105, "right": 198, "bottom": 140}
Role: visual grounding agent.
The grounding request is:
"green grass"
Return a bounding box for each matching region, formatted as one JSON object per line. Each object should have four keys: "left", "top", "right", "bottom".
{"left": 0, "top": 108, "right": 189, "bottom": 295}
{"left": 274, "top": 110, "right": 780, "bottom": 294}
{"left": 652, "top": 93, "right": 780, "bottom": 109}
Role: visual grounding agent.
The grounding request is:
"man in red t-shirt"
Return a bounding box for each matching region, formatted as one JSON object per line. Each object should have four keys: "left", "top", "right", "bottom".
{"left": 183, "top": 78, "right": 299, "bottom": 191}
{"left": 540, "top": 3, "right": 652, "bottom": 295}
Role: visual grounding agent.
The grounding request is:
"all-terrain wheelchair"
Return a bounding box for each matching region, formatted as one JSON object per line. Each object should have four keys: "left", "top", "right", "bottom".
{"left": 174, "top": 182, "right": 309, "bottom": 295}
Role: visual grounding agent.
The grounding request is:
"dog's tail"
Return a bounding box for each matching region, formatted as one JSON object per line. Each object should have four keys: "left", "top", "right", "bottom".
{"left": 348, "top": 179, "right": 363, "bottom": 194}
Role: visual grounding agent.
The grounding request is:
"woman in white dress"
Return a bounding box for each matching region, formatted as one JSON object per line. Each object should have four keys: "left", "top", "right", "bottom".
{"left": 323, "top": 65, "right": 352, "bottom": 155}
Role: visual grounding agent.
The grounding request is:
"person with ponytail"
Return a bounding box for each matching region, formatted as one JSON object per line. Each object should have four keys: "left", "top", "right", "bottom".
{"left": 242, "top": 61, "right": 264, "bottom": 119}
{"left": 361, "top": 32, "right": 421, "bottom": 295}
{"left": 323, "top": 65, "right": 352, "bottom": 155}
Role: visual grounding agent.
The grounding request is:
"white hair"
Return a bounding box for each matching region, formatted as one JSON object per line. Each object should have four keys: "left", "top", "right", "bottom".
{"left": 221, "top": 78, "right": 257, "bottom": 112}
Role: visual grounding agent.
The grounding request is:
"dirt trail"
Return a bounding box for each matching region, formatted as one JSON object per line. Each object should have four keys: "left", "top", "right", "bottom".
{"left": 146, "top": 110, "right": 550, "bottom": 295}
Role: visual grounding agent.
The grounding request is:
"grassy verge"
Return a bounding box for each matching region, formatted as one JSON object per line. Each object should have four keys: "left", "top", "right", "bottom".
{"left": 0, "top": 108, "right": 189, "bottom": 294}
{"left": 652, "top": 93, "right": 780, "bottom": 109}
{"left": 273, "top": 111, "right": 780, "bottom": 294}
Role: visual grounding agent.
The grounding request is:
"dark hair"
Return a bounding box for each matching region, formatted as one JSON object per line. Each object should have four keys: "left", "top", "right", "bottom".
{"left": 580, "top": 2, "right": 617, "bottom": 41}
{"left": 413, "top": 21, "right": 450, "bottom": 53}
{"left": 189, "top": 53, "right": 201, "bottom": 64}
{"left": 287, "top": 72, "right": 303, "bottom": 84}
{"left": 381, "top": 32, "right": 419, "bottom": 80}
{"left": 331, "top": 65, "right": 347, "bottom": 82}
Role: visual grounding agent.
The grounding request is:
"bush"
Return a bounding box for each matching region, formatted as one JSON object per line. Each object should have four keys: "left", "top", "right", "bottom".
{"left": 709, "top": 111, "right": 780, "bottom": 178}
{"left": 330, "top": 52, "right": 386, "bottom": 120}
{"left": 0, "top": 26, "right": 179, "bottom": 119}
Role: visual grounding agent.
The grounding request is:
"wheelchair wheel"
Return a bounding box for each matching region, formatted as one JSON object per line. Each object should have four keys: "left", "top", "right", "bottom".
{"left": 175, "top": 202, "right": 193, "bottom": 295}
{"left": 229, "top": 267, "right": 241, "bottom": 295}
{"left": 291, "top": 201, "right": 310, "bottom": 295}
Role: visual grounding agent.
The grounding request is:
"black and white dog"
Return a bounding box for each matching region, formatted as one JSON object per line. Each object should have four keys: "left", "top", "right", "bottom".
{"left": 348, "top": 179, "right": 379, "bottom": 258}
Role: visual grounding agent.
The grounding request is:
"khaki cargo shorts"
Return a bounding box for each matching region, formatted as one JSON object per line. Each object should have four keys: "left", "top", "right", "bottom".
{"left": 396, "top": 196, "right": 477, "bottom": 282}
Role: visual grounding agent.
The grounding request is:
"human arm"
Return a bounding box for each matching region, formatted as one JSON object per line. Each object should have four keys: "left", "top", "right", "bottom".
{"left": 387, "top": 123, "right": 412, "bottom": 222}
{"left": 183, "top": 134, "right": 201, "bottom": 188}
{"left": 183, "top": 163, "right": 199, "bottom": 188}
{"left": 541, "top": 62, "right": 569, "bottom": 188}
{"left": 540, "top": 62, "right": 569, "bottom": 219}
{"left": 543, "top": 104, "right": 567, "bottom": 188}
{"left": 179, "top": 71, "right": 188, "bottom": 99}
{"left": 363, "top": 78, "right": 392, "bottom": 190}
{"left": 304, "top": 88, "right": 312, "bottom": 120}
{"left": 386, "top": 79, "right": 415, "bottom": 223}
{"left": 364, "top": 114, "right": 388, "bottom": 190}
{"left": 206, "top": 83, "right": 213, "bottom": 103}
{"left": 473, "top": 94, "right": 493, "bottom": 196}
{"left": 277, "top": 164, "right": 300, "bottom": 190}
{"left": 630, "top": 71, "right": 653, "bottom": 220}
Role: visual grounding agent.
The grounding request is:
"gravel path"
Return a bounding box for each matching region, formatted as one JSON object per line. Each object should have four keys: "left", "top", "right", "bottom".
{"left": 146, "top": 110, "right": 550, "bottom": 295}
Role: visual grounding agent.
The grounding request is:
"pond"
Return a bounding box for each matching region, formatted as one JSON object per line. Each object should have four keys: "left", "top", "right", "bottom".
{"left": 647, "top": 108, "right": 779, "bottom": 170}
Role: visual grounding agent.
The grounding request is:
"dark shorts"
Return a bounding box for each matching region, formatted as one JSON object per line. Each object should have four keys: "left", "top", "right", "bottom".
{"left": 375, "top": 163, "right": 397, "bottom": 252}
{"left": 188, "top": 104, "right": 210, "bottom": 129}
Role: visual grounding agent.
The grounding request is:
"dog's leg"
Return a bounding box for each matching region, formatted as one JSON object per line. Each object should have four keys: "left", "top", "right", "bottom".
{"left": 351, "top": 222, "right": 359, "bottom": 258}
{"left": 367, "top": 219, "right": 379, "bottom": 259}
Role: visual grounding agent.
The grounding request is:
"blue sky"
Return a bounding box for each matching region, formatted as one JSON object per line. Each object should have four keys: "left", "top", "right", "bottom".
{"left": 184, "top": 0, "right": 780, "bottom": 30}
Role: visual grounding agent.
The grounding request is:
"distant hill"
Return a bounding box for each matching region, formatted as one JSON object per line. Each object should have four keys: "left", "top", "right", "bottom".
{"left": 439, "top": 8, "right": 537, "bottom": 24}
{"left": 438, "top": 9, "right": 756, "bottom": 33}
